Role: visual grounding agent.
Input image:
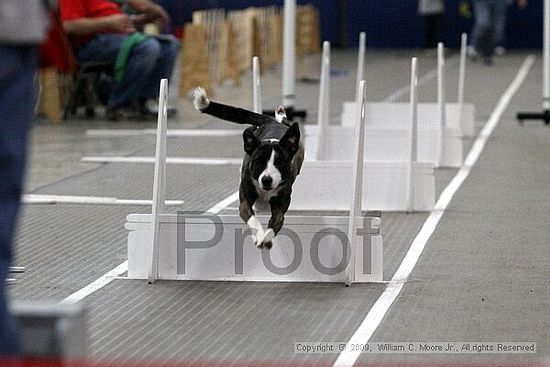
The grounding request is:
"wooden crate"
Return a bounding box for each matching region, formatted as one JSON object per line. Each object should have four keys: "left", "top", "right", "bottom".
{"left": 180, "top": 23, "right": 212, "bottom": 97}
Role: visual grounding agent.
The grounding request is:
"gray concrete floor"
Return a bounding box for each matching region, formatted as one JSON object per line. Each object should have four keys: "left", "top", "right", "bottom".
{"left": 10, "top": 49, "right": 550, "bottom": 366}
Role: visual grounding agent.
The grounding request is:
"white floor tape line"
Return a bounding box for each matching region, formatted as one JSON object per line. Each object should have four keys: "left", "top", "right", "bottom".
{"left": 81, "top": 156, "right": 243, "bottom": 165}
{"left": 60, "top": 261, "right": 129, "bottom": 305}
{"left": 86, "top": 129, "right": 243, "bottom": 137}
{"left": 332, "top": 55, "right": 535, "bottom": 367}
{"left": 58, "top": 190, "right": 240, "bottom": 305}
{"left": 23, "top": 194, "right": 184, "bottom": 206}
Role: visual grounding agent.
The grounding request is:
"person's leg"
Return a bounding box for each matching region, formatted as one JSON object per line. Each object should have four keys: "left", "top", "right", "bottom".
{"left": 77, "top": 34, "right": 161, "bottom": 110}
{"left": 471, "top": 0, "right": 491, "bottom": 51}
{"left": 76, "top": 34, "right": 131, "bottom": 110}
{"left": 472, "top": 0, "right": 496, "bottom": 61}
{"left": 108, "top": 37, "right": 161, "bottom": 108}
{"left": 75, "top": 34, "right": 126, "bottom": 64}
{"left": 0, "top": 45, "right": 38, "bottom": 357}
{"left": 493, "top": 0, "right": 508, "bottom": 48}
{"left": 139, "top": 37, "right": 180, "bottom": 101}
{"left": 0, "top": 260, "right": 20, "bottom": 356}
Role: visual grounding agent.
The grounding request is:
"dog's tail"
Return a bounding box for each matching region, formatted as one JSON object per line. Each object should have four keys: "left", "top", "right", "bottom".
{"left": 193, "top": 87, "right": 275, "bottom": 127}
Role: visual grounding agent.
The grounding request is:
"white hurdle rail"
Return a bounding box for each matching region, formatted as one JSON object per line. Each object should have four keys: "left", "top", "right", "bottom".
{"left": 128, "top": 78, "right": 383, "bottom": 284}
{"left": 295, "top": 43, "right": 435, "bottom": 212}
{"left": 338, "top": 42, "right": 465, "bottom": 168}
{"left": 342, "top": 35, "right": 476, "bottom": 138}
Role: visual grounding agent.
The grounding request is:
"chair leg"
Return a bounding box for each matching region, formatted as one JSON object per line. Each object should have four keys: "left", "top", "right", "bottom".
{"left": 63, "top": 76, "right": 80, "bottom": 120}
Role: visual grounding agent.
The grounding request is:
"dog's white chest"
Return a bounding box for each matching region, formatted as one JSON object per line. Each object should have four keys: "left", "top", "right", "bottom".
{"left": 253, "top": 197, "right": 271, "bottom": 213}
{"left": 253, "top": 186, "right": 282, "bottom": 213}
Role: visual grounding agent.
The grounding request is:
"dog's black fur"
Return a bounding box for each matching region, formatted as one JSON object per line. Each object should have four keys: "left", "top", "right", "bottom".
{"left": 193, "top": 88, "right": 304, "bottom": 249}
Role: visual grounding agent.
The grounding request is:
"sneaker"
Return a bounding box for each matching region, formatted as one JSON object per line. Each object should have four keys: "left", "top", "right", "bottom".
{"left": 141, "top": 98, "right": 177, "bottom": 118}
{"left": 467, "top": 45, "right": 477, "bottom": 58}
{"left": 106, "top": 104, "right": 142, "bottom": 121}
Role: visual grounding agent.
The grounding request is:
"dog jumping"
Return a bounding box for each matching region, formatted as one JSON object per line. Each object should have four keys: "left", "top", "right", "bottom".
{"left": 193, "top": 87, "right": 304, "bottom": 249}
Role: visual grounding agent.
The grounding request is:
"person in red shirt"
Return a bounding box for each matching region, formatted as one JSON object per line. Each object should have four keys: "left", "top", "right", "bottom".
{"left": 59, "top": 0, "right": 179, "bottom": 120}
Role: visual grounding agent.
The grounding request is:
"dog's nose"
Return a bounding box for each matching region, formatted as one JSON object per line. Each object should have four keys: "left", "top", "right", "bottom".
{"left": 261, "top": 176, "right": 273, "bottom": 188}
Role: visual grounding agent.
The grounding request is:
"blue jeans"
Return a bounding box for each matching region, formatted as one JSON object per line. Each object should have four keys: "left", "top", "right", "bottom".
{"left": 0, "top": 45, "right": 36, "bottom": 357}
{"left": 471, "top": 0, "right": 508, "bottom": 49}
{"left": 76, "top": 34, "right": 179, "bottom": 109}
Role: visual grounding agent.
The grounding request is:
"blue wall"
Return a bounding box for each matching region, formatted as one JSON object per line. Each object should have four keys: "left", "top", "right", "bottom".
{"left": 158, "top": 0, "right": 543, "bottom": 49}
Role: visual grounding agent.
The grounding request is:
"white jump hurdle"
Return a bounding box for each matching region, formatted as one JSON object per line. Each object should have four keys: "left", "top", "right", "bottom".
{"left": 327, "top": 102, "right": 464, "bottom": 168}
{"left": 127, "top": 79, "right": 383, "bottom": 284}
{"left": 344, "top": 34, "right": 475, "bottom": 138}
{"left": 292, "top": 44, "right": 435, "bottom": 212}
{"left": 338, "top": 43, "right": 464, "bottom": 168}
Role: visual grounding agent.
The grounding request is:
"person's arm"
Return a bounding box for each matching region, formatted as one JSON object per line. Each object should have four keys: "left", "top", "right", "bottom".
{"left": 63, "top": 13, "right": 136, "bottom": 35}
{"left": 126, "top": 0, "right": 170, "bottom": 26}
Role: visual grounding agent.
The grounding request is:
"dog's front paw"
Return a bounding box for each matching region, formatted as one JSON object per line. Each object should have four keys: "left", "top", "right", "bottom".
{"left": 256, "top": 229, "right": 274, "bottom": 249}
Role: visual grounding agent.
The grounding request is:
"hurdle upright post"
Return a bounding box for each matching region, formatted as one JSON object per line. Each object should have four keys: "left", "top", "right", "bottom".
{"left": 437, "top": 42, "right": 447, "bottom": 165}
{"left": 268, "top": 0, "right": 307, "bottom": 120}
{"left": 345, "top": 80, "right": 367, "bottom": 287}
{"left": 437, "top": 42, "right": 447, "bottom": 128}
{"left": 252, "top": 56, "right": 262, "bottom": 113}
{"left": 406, "top": 58, "right": 418, "bottom": 213}
{"left": 315, "top": 41, "right": 330, "bottom": 161}
{"left": 457, "top": 33, "right": 467, "bottom": 133}
{"left": 147, "top": 78, "right": 169, "bottom": 284}
{"left": 282, "top": 0, "right": 296, "bottom": 108}
{"left": 356, "top": 32, "right": 366, "bottom": 98}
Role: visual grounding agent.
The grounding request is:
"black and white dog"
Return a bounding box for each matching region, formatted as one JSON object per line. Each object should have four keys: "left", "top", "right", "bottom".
{"left": 193, "top": 87, "right": 304, "bottom": 249}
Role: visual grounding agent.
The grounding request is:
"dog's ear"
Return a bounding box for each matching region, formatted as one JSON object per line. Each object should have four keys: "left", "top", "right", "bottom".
{"left": 243, "top": 126, "right": 260, "bottom": 155}
{"left": 279, "top": 122, "right": 300, "bottom": 155}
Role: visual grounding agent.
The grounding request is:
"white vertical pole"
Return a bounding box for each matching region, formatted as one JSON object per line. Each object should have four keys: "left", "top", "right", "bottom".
{"left": 458, "top": 33, "right": 467, "bottom": 106}
{"left": 437, "top": 42, "right": 447, "bottom": 128}
{"left": 356, "top": 32, "right": 366, "bottom": 98}
{"left": 148, "top": 78, "right": 168, "bottom": 284}
{"left": 457, "top": 33, "right": 467, "bottom": 134}
{"left": 437, "top": 42, "right": 446, "bottom": 165}
{"left": 252, "top": 56, "right": 262, "bottom": 113}
{"left": 544, "top": 0, "right": 550, "bottom": 110}
{"left": 406, "top": 58, "right": 418, "bottom": 213}
{"left": 282, "top": 0, "right": 296, "bottom": 107}
{"left": 345, "top": 80, "right": 367, "bottom": 287}
{"left": 316, "top": 41, "right": 331, "bottom": 161}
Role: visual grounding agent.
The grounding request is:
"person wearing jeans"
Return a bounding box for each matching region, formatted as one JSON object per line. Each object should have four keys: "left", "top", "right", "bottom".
{"left": 469, "top": 0, "right": 528, "bottom": 63}
{"left": 0, "top": 0, "right": 51, "bottom": 357}
{"left": 75, "top": 33, "right": 179, "bottom": 115}
{"left": 59, "top": 0, "right": 179, "bottom": 121}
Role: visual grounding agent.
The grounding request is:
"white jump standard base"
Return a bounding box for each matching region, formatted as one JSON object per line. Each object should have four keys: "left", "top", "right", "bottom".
{"left": 339, "top": 102, "right": 464, "bottom": 168}
{"left": 342, "top": 101, "right": 475, "bottom": 138}
{"left": 127, "top": 213, "right": 382, "bottom": 282}
{"left": 291, "top": 160, "right": 435, "bottom": 212}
